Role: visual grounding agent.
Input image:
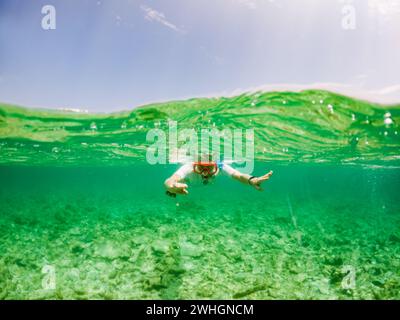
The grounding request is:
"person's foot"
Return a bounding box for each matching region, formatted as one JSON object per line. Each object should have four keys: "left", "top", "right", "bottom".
{"left": 249, "top": 170, "right": 273, "bottom": 191}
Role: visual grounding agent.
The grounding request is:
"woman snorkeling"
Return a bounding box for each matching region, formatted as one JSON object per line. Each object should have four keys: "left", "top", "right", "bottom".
{"left": 164, "top": 156, "right": 273, "bottom": 197}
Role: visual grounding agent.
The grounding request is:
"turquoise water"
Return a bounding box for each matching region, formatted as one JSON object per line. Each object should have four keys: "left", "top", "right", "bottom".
{"left": 0, "top": 90, "right": 400, "bottom": 299}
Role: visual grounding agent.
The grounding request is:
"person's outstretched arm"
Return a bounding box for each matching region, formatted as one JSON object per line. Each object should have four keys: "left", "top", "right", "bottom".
{"left": 164, "top": 164, "right": 191, "bottom": 195}
{"left": 222, "top": 163, "right": 273, "bottom": 191}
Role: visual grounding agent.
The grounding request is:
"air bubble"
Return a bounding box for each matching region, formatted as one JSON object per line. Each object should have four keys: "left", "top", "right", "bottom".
{"left": 384, "top": 118, "right": 393, "bottom": 125}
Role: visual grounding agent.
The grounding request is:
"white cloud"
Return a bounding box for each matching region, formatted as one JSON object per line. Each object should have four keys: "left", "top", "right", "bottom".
{"left": 235, "top": 0, "right": 281, "bottom": 10}
{"left": 236, "top": 0, "right": 257, "bottom": 10}
{"left": 140, "top": 5, "right": 185, "bottom": 34}
{"left": 373, "top": 84, "right": 400, "bottom": 95}
{"left": 368, "top": 0, "right": 400, "bottom": 15}
{"left": 355, "top": 74, "right": 368, "bottom": 80}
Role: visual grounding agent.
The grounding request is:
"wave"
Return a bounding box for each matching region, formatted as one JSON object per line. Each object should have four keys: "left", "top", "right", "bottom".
{"left": 0, "top": 90, "right": 399, "bottom": 166}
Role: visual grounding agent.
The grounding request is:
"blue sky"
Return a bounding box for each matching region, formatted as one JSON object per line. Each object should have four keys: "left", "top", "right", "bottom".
{"left": 0, "top": 0, "right": 400, "bottom": 111}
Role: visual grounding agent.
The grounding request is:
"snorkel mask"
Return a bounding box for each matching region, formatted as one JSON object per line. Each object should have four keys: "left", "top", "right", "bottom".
{"left": 193, "top": 162, "right": 218, "bottom": 182}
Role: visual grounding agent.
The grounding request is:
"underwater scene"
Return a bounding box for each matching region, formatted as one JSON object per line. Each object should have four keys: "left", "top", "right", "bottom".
{"left": 1, "top": 90, "right": 400, "bottom": 299}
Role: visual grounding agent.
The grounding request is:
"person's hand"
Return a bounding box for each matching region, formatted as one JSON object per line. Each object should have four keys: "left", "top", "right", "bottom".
{"left": 249, "top": 170, "right": 273, "bottom": 191}
{"left": 168, "top": 182, "right": 189, "bottom": 195}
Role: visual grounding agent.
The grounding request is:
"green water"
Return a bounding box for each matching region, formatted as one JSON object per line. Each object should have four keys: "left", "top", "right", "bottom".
{"left": 1, "top": 90, "right": 400, "bottom": 299}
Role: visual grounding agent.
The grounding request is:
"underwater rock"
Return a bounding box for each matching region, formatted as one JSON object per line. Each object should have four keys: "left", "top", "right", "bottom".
{"left": 328, "top": 267, "right": 343, "bottom": 286}
{"left": 71, "top": 244, "right": 86, "bottom": 255}
{"left": 196, "top": 283, "right": 216, "bottom": 298}
{"left": 372, "top": 279, "right": 385, "bottom": 288}
{"left": 35, "top": 290, "right": 57, "bottom": 300}
{"left": 312, "top": 278, "right": 331, "bottom": 295}
{"left": 93, "top": 241, "right": 127, "bottom": 259}
{"left": 144, "top": 275, "right": 166, "bottom": 291}
{"left": 152, "top": 240, "right": 171, "bottom": 254}
{"left": 389, "top": 233, "right": 400, "bottom": 244}
{"left": 140, "top": 262, "right": 155, "bottom": 274}
{"left": 181, "top": 261, "right": 195, "bottom": 272}
{"left": 69, "top": 227, "right": 81, "bottom": 236}
{"left": 179, "top": 241, "right": 203, "bottom": 258}
{"left": 108, "top": 269, "right": 119, "bottom": 280}
{"left": 73, "top": 287, "right": 88, "bottom": 297}
{"left": 233, "top": 284, "right": 268, "bottom": 299}
{"left": 0, "top": 261, "right": 15, "bottom": 299}
{"left": 66, "top": 268, "right": 81, "bottom": 281}
{"left": 274, "top": 216, "right": 292, "bottom": 225}
{"left": 168, "top": 266, "right": 186, "bottom": 276}
{"left": 324, "top": 256, "right": 344, "bottom": 267}
{"left": 188, "top": 234, "right": 204, "bottom": 244}
{"left": 129, "top": 244, "right": 147, "bottom": 264}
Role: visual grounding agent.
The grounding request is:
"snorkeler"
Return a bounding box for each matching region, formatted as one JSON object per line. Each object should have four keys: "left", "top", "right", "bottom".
{"left": 164, "top": 159, "right": 273, "bottom": 197}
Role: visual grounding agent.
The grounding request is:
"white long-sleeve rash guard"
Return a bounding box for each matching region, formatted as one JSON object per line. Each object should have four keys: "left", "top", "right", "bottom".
{"left": 174, "top": 162, "right": 237, "bottom": 184}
